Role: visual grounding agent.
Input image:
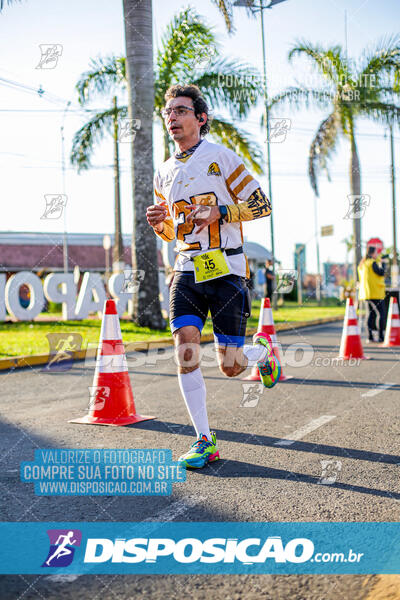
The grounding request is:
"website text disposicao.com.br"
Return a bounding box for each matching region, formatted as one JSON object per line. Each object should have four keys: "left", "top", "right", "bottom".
{"left": 82, "top": 536, "right": 364, "bottom": 565}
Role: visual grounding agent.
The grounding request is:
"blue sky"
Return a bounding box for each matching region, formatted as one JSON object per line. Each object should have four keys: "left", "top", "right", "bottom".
{"left": 0, "top": 0, "right": 398, "bottom": 271}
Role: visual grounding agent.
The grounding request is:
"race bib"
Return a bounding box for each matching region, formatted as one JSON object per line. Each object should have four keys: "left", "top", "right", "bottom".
{"left": 193, "top": 249, "right": 231, "bottom": 283}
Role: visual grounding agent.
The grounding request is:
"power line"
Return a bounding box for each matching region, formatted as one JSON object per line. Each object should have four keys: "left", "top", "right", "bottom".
{"left": 0, "top": 75, "right": 89, "bottom": 112}
{"left": 0, "top": 108, "right": 101, "bottom": 113}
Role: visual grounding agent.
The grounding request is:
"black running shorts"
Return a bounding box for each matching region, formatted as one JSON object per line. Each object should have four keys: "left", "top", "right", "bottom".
{"left": 169, "top": 271, "right": 251, "bottom": 347}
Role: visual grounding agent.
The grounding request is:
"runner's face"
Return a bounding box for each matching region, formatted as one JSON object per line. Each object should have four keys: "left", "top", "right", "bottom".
{"left": 164, "top": 96, "right": 202, "bottom": 143}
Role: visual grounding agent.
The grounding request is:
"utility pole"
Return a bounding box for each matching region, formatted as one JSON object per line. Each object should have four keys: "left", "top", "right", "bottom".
{"left": 234, "top": 0, "right": 289, "bottom": 310}
{"left": 61, "top": 100, "right": 71, "bottom": 273}
{"left": 112, "top": 96, "right": 124, "bottom": 273}
{"left": 259, "top": 6, "right": 277, "bottom": 309}
{"left": 314, "top": 195, "right": 321, "bottom": 304}
{"left": 390, "top": 124, "right": 398, "bottom": 287}
{"left": 295, "top": 244, "right": 305, "bottom": 305}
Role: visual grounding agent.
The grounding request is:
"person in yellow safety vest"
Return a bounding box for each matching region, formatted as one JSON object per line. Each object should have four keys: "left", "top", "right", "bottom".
{"left": 358, "top": 246, "right": 386, "bottom": 342}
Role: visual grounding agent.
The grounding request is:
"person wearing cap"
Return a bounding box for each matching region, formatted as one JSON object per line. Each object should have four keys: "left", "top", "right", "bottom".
{"left": 358, "top": 246, "right": 386, "bottom": 342}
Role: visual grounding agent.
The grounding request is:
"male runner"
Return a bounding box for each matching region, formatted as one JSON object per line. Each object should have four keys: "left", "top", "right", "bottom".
{"left": 147, "top": 84, "right": 280, "bottom": 469}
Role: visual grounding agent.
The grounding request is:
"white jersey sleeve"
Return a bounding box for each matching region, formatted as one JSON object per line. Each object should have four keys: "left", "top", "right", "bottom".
{"left": 219, "top": 147, "right": 260, "bottom": 202}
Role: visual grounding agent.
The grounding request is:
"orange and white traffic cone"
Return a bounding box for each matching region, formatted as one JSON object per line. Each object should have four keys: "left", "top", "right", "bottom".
{"left": 382, "top": 296, "right": 400, "bottom": 347}
{"left": 243, "top": 297, "right": 292, "bottom": 382}
{"left": 338, "top": 297, "right": 369, "bottom": 360}
{"left": 70, "top": 299, "right": 156, "bottom": 426}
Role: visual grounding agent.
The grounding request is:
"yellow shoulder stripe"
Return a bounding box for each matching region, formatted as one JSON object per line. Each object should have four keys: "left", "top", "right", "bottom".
{"left": 226, "top": 163, "right": 245, "bottom": 188}
{"left": 232, "top": 174, "right": 254, "bottom": 196}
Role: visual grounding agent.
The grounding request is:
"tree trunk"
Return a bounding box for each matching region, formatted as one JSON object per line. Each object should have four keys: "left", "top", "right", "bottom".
{"left": 123, "top": 0, "right": 165, "bottom": 329}
{"left": 112, "top": 96, "right": 124, "bottom": 272}
{"left": 163, "top": 123, "right": 171, "bottom": 161}
{"left": 349, "top": 126, "right": 362, "bottom": 282}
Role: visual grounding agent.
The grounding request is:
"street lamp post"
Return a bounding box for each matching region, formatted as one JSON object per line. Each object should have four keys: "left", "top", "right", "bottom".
{"left": 389, "top": 124, "right": 398, "bottom": 287}
{"left": 234, "top": 0, "right": 289, "bottom": 310}
{"left": 61, "top": 100, "right": 71, "bottom": 273}
{"left": 103, "top": 234, "right": 112, "bottom": 283}
{"left": 295, "top": 244, "right": 305, "bottom": 305}
{"left": 314, "top": 194, "right": 322, "bottom": 304}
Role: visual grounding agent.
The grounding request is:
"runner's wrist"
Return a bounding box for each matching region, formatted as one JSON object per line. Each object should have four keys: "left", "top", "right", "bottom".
{"left": 219, "top": 205, "right": 229, "bottom": 223}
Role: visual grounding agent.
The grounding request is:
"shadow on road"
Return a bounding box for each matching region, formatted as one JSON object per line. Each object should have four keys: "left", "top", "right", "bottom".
{"left": 131, "top": 420, "right": 400, "bottom": 466}
{"left": 196, "top": 459, "right": 400, "bottom": 500}
{"left": 283, "top": 378, "right": 400, "bottom": 390}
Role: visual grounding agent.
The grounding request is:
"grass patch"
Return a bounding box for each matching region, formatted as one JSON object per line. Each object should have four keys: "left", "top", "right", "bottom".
{"left": 0, "top": 301, "right": 345, "bottom": 358}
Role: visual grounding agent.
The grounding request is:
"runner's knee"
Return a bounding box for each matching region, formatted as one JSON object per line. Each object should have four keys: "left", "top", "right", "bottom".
{"left": 174, "top": 326, "right": 201, "bottom": 371}
{"left": 219, "top": 363, "right": 242, "bottom": 378}
{"left": 175, "top": 343, "right": 200, "bottom": 368}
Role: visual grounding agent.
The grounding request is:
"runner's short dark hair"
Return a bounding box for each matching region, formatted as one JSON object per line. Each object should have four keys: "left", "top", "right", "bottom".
{"left": 164, "top": 84, "right": 211, "bottom": 136}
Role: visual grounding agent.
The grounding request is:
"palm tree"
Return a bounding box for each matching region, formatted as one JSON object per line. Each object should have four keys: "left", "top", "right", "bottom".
{"left": 122, "top": 0, "right": 164, "bottom": 328}
{"left": 70, "top": 97, "right": 126, "bottom": 272}
{"left": 77, "top": 10, "right": 263, "bottom": 171}
{"left": 270, "top": 38, "right": 400, "bottom": 283}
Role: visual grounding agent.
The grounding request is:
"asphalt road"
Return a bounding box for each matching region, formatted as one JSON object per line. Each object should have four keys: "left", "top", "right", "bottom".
{"left": 0, "top": 321, "right": 399, "bottom": 599}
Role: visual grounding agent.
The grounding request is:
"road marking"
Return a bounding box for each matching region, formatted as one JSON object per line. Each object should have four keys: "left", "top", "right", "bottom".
{"left": 143, "top": 495, "right": 206, "bottom": 522}
{"left": 44, "top": 574, "right": 80, "bottom": 583}
{"left": 274, "top": 415, "right": 336, "bottom": 446}
{"left": 361, "top": 383, "right": 396, "bottom": 397}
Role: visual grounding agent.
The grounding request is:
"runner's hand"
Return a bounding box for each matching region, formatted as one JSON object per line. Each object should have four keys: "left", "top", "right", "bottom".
{"left": 186, "top": 205, "right": 220, "bottom": 233}
{"left": 147, "top": 203, "right": 167, "bottom": 231}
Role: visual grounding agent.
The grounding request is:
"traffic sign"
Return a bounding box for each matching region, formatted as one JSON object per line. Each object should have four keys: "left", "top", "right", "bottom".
{"left": 321, "top": 225, "right": 334, "bottom": 237}
{"left": 366, "top": 237, "right": 383, "bottom": 254}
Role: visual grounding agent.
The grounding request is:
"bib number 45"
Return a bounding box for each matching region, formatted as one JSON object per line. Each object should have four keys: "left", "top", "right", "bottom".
{"left": 204, "top": 259, "right": 215, "bottom": 271}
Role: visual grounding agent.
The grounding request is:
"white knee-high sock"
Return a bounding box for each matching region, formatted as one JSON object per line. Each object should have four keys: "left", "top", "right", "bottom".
{"left": 242, "top": 344, "right": 267, "bottom": 367}
{"left": 178, "top": 368, "right": 211, "bottom": 441}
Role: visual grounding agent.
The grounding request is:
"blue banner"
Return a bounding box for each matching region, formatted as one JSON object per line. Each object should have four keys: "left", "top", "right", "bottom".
{"left": 20, "top": 449, "right": 185, "bottom": 496}
{"left": 0, "top": 522, "right": 399, "bottom": 574}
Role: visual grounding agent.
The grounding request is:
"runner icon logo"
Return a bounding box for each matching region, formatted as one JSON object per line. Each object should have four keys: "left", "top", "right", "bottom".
{"left": 318, "top": 460, "right": 342, "bottom": 485}
{"left": 240, "top": 383, "right": 264, "bottom": 407}
{"left": 42, "top": 529, "right": 82, "bottom": 568}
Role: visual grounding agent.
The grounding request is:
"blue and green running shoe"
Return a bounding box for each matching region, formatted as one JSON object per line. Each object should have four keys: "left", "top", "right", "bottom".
{"left": 178, "top": 431, "right": 220, "bottom": 469}
{"left": 253, "top": 332, "right": 281, "bottom": 388}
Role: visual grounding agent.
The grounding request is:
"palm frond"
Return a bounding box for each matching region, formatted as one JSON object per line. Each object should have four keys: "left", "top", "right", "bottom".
{"left": 193, "top": 59, "right": 261, "bottom": 118}
{"left": 289, "top": 41, "right": 349, "bottom": 84}
{"left": 156, "top": 8, "right": 216, "bottom": 104}
{"left": 75, "top": 55, "right": 126, "bottom": 105}
{"left": 308, "top": 112, "right": 340, "bottom": 196}
{"left": 357, "top": 101, "right": 400, "bottom": 127}
{"left": 360, "top": 34, "right": 400, "bottom": 80}
{"left": 269, "top": 86, "right": 332, "bottom": 112}
{"left": 211, "top": 0, "right": 234, "bottom": 33}
{"left": 70, "top": 106, "right": 127, "bottom": 172}
{"left": 0, "top": 0, "right": 20, "bottom": 9}
{"left": 210, "top": 116, "right": 264, "bottom": 174}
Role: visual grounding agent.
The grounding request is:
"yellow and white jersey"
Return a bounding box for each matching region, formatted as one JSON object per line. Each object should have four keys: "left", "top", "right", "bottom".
{"left": 154, "top": 139, "right": 261, "bottom": 277}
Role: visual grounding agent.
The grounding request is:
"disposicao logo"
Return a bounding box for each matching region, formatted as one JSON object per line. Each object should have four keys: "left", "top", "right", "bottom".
{"left": 42, "top": 529, "right": 82, "bottom": 567}
{"left": 83, "top": 536, "right": 315, "bottom": 564}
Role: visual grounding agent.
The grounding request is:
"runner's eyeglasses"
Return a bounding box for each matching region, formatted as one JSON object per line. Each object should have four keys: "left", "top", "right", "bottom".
{"left": 161, "top": 106, "right": 195, "bottom": 118}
